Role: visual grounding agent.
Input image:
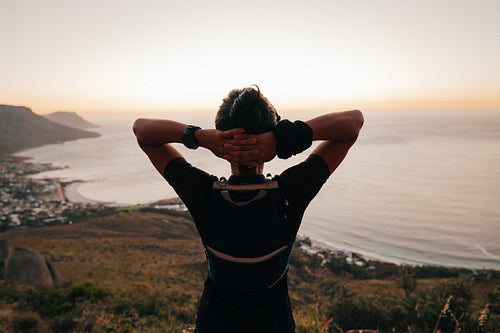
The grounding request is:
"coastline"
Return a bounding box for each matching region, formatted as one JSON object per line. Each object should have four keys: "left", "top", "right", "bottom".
{"left": 63, "top": 181, "right": 122, "bottom": 207}
{"left": 60, "top": 181, "right": 372, "bottom": 264}
{"left": 63, "top": 181, "right": 100, "bottom": 204}
{"left": 4, "top": 156, "right": 497, "bottom": 270}
{"left": 0, "top": 157, "right": 111, "bottom": 230}
{"left": 296, "top": 234, "right": 393, "bottom": 266}
{"left": 33, "top": 178, "right": 483, "bottom": 269}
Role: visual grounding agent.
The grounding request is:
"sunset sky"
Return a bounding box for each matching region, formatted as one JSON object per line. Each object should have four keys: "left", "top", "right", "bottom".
{"left": 1, "top": 0, "right": 499, "bottom": 114}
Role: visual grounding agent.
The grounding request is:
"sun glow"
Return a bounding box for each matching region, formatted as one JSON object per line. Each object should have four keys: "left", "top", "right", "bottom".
{"left": 1, "top": 0, "right": 499, "bottom": 114}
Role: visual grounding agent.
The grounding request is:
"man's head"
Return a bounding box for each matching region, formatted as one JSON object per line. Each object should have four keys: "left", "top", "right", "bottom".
{"left": 216, "top": 85, "right": 279, "bottom": 175}
{"left": 215, "top": 85, "right": 279, "bottom": 134}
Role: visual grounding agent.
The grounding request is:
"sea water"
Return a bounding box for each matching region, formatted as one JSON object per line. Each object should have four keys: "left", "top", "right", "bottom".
{"left": 16, "top": 109, "right": 500, "bottom": 269}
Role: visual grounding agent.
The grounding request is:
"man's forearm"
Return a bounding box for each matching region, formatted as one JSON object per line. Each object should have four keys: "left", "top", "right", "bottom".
{"left": 132, "top": 118, "right": 187, "bottom": 147}
{"left": 306, "top": 110, "right": 364, "bottom": 142}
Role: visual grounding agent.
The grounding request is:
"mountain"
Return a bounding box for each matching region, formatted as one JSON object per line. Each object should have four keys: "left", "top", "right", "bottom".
{"left": 0, "top": 104, "right": 100, "bottom": 155}
{"left": 42, "top": 111, "right": 98, "bottom": 129}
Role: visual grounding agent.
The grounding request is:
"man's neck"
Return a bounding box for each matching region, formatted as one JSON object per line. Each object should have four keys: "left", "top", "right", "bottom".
{"left": 230, "top": 164, "right": 264, "bottom": 176}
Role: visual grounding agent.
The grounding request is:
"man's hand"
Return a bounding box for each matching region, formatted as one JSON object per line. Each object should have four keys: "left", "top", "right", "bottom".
{"left": 222, "top": 131, "right": 277, "bottom": 167}
{"left": 196, "top": 128, "right": 255, "bottom": 161}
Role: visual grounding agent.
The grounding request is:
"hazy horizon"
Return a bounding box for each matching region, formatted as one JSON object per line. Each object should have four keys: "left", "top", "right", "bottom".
{"left": 4, "top": 102, "right": 500, "bottom": 119}
{"left": 1, "top": 0, "right": 500, "bottom": 114}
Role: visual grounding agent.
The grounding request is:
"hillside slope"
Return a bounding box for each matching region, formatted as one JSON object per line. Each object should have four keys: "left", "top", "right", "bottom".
{"left": 1, "top": 210, "right": 499, "bottom": 332}
{"left": 0, "top": 105, "right": 100, "bottom": 155}
{"left": 2, "top": 210, "right": 205, "bottom": 293}
{"left": 42, "top": 111, "right": 98, "bottom": 129}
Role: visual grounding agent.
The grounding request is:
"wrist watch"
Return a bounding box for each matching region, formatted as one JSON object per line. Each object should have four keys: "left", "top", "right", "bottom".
{"left": 181, "top": 125, "right": 201, "bottom": 149}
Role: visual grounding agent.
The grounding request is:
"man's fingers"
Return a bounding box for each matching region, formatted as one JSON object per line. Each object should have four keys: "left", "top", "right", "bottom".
{"left": 223, "top": 150, "right": 259, "bottom": 166}
{"left": 224, "top": 143, "right": 242, "bottom": 151}
{"left": 224, "top": 128, "right": 245, "bottom": 138}
{"left": 222, "top": 155, "right": 239, "bottom": 166}
{"left": 224, "top": 141, "right": 257, "bottom": 150}
{"left": 233, "top": 133, "right": 256, "bottom": 140}
{"left": 231, "top": 138, "right": 257, "bottom": 145}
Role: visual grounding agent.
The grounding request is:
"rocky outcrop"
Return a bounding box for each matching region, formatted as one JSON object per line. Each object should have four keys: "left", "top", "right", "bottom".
{"left": 0, "top": 239, "right": 63, "bottom": 287}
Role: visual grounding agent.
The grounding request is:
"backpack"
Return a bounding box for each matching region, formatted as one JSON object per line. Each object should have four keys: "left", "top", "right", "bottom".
{"left": 203, "top": 180, "right": 294, "bottom": 293}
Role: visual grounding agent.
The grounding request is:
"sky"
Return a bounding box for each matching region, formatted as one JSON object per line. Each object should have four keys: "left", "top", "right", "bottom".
{"left": 1, "top": 0, "right": 499, "bottom": 114}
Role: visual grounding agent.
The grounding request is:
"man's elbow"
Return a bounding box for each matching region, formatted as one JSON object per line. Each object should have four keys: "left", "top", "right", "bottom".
{"left": 349, "top": 109, "right": 364, "bottom": 135}
{"left": 133, "top": 118, "right": 145, "bottom": 135}
{"left": 133, "top": 118, "right": 149, "bottom": 143}
{"left": 353, "top": 109, "right": 364, "bottom": 127}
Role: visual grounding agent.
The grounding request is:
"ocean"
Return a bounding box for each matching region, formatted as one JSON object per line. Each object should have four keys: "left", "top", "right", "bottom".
{"left": 16, "top": 109, "right": 500, "bottom": 270}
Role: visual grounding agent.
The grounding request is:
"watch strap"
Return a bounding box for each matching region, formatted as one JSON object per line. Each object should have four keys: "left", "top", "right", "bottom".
{"left": 182, "top": 125, "right": 201, "bottom": 149}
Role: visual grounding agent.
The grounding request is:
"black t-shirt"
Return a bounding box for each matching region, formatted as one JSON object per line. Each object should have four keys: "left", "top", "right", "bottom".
{"left": 163, "top": 154, "right": 330, "bottom": 332}
{"left": 164, "top": 154, "right": 330, "bottom": 242}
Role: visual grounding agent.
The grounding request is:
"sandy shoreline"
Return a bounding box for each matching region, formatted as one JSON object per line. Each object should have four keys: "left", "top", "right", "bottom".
{"left": 60, "top": 179, "right": 394, "bottom": 265}
{"left": 61, "top": 181, "right": 382, "bottom": 262}
{"left": 64, "top": 181, "right": 103, "bottom": 204}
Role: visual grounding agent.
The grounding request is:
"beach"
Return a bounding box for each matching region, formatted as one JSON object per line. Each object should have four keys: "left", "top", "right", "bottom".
{"left": 64, "top": 182, "right": 98, "bottom": 204}
{"left": 15, "top": 110, "right": 500, "bottom": 269}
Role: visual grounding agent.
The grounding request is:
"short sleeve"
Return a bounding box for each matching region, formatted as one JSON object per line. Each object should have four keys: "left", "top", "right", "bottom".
{"left": 276, "top": 155, "right": 330, "bottom": 241}
{"left": 164, "top": 158, "right": 217, "bottom": 236}
{"left": 278, "top": 154, "right": 330, "bottom": 208}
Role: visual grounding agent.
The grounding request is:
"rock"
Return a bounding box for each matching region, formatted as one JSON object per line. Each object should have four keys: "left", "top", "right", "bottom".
{"left": 0, "top": 239, "right": 13, "bottom": 278}
{"left": 45, "top": 257, "right": 64, "bottom": 285}
{"left": 0, "top": 239, "right": 63, "bottom": 287}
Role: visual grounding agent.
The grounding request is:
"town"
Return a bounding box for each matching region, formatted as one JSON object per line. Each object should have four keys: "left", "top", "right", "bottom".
{"left": 0, "top": 159, "right": 110, "bottom": 232}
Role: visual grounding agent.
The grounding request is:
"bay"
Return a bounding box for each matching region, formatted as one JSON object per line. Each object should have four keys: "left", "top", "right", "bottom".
{"left": 17, "top": 109, "right": 500, "bottom": 269}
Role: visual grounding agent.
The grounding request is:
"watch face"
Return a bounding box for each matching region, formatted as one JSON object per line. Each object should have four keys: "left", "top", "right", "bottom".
{"left": 182, "top": 125, "right": 200, "bottom": 149}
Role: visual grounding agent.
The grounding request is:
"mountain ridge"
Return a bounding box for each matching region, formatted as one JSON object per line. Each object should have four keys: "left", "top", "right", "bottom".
{"left": 42, "top": 111, "right": 98, "bottom": 129}
{"left": 0, "top": 104, "right": 100, "bottom": 155}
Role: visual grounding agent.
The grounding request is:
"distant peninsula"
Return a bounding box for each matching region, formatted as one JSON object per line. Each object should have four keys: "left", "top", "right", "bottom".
{"left": 0, "top": 104, "right": 100, "bottom": 155}
{"left": 42, "top": 111, "right": 98, "bottom": 129}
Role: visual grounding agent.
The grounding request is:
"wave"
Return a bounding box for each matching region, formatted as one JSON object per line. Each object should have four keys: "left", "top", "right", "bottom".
{"left": 475, "top": 244, "right": 500, "bottom": 260}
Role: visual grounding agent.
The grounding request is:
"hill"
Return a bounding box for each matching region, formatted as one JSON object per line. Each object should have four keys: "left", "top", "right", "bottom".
{"left": 1, "top": 209, "right": 499, "bottom": 332}
{"left": 2, "top": 210, "right": 204, "bottom": 293}
{"left": 0, "top": 105, "right": 100, "bottom": 155}
{"left": 42, "top": 111, "right": 98, "bottom": 129}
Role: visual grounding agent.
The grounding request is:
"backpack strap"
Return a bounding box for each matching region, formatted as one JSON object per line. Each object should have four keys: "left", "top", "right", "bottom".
{"left": 213, "top": 181, "right": 279, "bottom": 206}
{"left": 212, "top": 181, "right": 279, "bottom": 191}
{"left": 219, "top": 190, "right": 266, "bottom": 206}
{"left": 205, "top": 244, "right": 289, "bottom": 263}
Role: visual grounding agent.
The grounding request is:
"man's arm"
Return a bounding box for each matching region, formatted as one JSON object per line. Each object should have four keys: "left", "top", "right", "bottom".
{"left": 132, "top": 118, "right": 255, "bottom": 175}
{"left": 133, "top": 118, "right": 184, "bottom": 175}
{"left": 306, "top": 110, "right": 364, "bottom": 174}
{"left": 223, "top": 110, "right": 364, "bottom": 174}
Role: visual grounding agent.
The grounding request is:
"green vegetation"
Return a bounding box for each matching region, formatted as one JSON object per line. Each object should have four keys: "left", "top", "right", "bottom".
{"left": 0, "top": 281, "right": 196, "bottom": 332}
{"left": 288, "top": 239, "right": 500, "bottom": 332}
{"left": 62, "top": 206, "right": 118, "bottom": 224}
{"left": 1, "top": 210, "right": 499, "bottom": 332}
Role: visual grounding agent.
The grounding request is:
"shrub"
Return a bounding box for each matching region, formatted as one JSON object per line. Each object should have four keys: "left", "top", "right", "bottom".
{"left": 12, "top": 313, "right": 43, "bottom": 333}
{"left": 67, "top": 282, "right": 113, "bottom": 303}
{"left": 487, "top": 287, "right": 500, "bottom": 314}
{"left": 324, "top": 256, "right": 351, "bottom": 275}
{"left": 324, "top": 284, "right": 390, "bottom": 330}
{"left": 398, "top": 265, "right": 417, "bottom": 297}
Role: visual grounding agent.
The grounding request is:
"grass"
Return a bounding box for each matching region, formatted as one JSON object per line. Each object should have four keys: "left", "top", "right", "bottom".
{"left": 4, "top": 211, "right": 205, "bottom": 295}
{"left": 1, "top": 209, "right": 500, "bottom": 332}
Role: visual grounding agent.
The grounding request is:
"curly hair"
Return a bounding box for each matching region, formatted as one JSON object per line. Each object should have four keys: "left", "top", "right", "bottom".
{"left": 215, "top": 85, "right": 280, "bottom": 134}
